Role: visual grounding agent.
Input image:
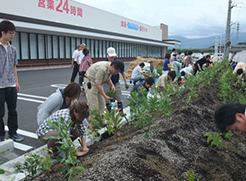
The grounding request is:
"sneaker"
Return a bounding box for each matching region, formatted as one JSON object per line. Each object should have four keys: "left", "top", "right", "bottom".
{"left": 0, "top": 136, "right": 5, "bottom": 142}
{"left": 9, "top": 133, "right": 24, "bottom": 142}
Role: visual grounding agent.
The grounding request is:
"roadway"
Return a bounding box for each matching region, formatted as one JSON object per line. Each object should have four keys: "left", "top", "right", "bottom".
{"left": 1, "top": 63, "right": 132, "bottom": 163}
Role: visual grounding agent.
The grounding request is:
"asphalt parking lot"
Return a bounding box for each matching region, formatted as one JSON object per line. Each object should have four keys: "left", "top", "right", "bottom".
{"left": 0, "top": 63, "right": 132, "bottom": 164}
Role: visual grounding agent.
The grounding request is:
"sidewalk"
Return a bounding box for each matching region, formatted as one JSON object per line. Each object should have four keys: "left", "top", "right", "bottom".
{"left": 17, "top": 62, "right": 130, "bottom": 72}
{"left": 17, "top": 65, "right": 71, "bottom": 72}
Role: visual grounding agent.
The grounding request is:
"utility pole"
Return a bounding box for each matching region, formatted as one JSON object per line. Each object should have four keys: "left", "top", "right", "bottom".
{"left": 236, "top": 22, "right": 239, "bottom": 44}
{"left": 223, "top": 0, "right": 233, "bottom": 60}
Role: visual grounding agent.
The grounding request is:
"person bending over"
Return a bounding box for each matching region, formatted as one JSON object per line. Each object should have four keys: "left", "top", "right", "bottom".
{"left": 214, "top": 102, "right": 246, "bottom": 134}
{"left": 36, "top": 101, "right": 90, "bottom": 157}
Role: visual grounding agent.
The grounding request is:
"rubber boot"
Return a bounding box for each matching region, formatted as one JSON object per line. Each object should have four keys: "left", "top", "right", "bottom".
{"left": 106, "top": 103, "right": 111, "bottom": 113}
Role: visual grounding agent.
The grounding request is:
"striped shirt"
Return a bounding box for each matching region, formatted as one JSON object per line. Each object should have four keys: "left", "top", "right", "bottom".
{"left": 36, "top": 109, "right": 87, "bottom": 138}
{"left": 0, "top": 42, "right": 18, "bottom": 88}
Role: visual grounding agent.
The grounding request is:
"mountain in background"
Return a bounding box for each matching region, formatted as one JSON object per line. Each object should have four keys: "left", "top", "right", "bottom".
{"left": 169, "top": 32, "right": 246, "bottom": 49}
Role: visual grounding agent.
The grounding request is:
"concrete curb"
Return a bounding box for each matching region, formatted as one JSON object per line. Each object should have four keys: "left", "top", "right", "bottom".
{"left": 0, "top": 106, "right": 130, "bottom": 181}
{"left": 0, "top": 139, "right": 14, "bottom": 153}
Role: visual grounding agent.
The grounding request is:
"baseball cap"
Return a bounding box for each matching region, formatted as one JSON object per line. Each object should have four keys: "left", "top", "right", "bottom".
{"left": 81, "top": 43, "right": 86, "bottom": 47}
{"left": 107, "top": 47, "right": 117, "bottom": 57}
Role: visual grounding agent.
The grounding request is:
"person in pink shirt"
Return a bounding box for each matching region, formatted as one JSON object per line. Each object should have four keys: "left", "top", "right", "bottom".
{"left": 79, "top": 48, "right": 93, "bottom": 90}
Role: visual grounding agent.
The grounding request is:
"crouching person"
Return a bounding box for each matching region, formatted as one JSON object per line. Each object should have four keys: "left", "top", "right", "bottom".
{"left": 214, "top": 102, "right": 246, "bottom": 134}
{"left": 36, "top": 101, "right": 90, "bottom": 158}
{"left": 131, "top": 77, "right": 155, "bottom": 98}
{"left": 156, "top": 71, "right": 176, "bottom": 92}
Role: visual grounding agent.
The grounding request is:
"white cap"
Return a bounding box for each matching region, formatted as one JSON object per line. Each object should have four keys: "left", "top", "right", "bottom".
{"left": 107, "top": 47, "right": 117, "bottom": 57}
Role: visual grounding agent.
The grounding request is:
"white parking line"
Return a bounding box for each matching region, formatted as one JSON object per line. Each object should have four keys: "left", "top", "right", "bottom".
{"left": 17, "top": 97, "right": 44, "bottom": 103}
{"left": 51, "top": 84, "right": 67, "bottom": 89}
{"left": 18, "top": 93, "right": 47, "bottom": 100}
{"left": 121, "top": 90, "right": 130, "bottom": 93}
{"left": 5, "top": 126, "right": 38, "bottom": 139}
{"left": 13, "top": 142, "right": 33, "bottom": 152}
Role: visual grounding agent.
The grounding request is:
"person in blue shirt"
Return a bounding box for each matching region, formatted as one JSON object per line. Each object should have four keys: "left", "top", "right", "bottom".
{"left": 162, "top": 52, "right": 173, "bottom": 75}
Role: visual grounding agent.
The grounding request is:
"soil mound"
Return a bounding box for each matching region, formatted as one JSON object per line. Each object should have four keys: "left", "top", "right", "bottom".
{"left": 35, "top": 66, "right": 246, "bottom": 181}
{"left": 124, "top": 57, "right": 164, "bottom": 80}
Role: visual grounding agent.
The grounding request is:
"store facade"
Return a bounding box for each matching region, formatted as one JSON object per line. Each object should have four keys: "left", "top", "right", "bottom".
{"left": 0, "top": 0, "right": 178, "bottom": 67}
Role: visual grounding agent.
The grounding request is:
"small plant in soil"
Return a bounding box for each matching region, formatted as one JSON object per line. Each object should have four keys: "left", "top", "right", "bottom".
{"left": 104, "top": 108, "right": 123, "bottom": 141}
{"left": 89, "top": 109, "right": 105, "bottom": 128}
{"left": 44, "top": 117, "right": 85, "bottom": 181}
{"left": 128, "top": 86, "right": 172, "bottom": 140}
{"left": 185, "top": 170, "right": 200, "bottom": 181}
{"left": 16, "top": 152, "right": 51, "bottom": 181}
{"left": 204, "top": 132, "right": 222, "bottom": 150}
{"left": 223, "top": 130, "right": 234, "bottom": 140}
{"left": 105, "top": 86, "right": 117, "bottom": 97}
{"left": 0, "top": 162, "right": 5, "bottom": 175}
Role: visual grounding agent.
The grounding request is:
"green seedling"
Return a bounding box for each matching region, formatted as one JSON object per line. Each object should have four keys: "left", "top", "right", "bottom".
{"left": 44, "top": 117, "right": 85, "bottom": 181}
{"left": 16, "top": 153, "right": 51, "bottom": 181}
{"left": 223, "top": 130, "right": 234, "bottom": 140}
{"left": 185, "top": 170, "right": 200, "bottom": 181}
{"left": 105, "top": 86, "right": 117, "bottom": 97}
{"left": 104, "top": 108, "right": 123, "bottom": 141}
{"left": 89, "top": 109, "right": 105, "bottom": 128}
{"left": 204, "top": 132, "right": 222, "bottom": 150}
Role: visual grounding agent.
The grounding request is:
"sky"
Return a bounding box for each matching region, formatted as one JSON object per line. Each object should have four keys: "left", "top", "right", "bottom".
{"left": 75, "top": 0, "right": 246, "bottom": 39}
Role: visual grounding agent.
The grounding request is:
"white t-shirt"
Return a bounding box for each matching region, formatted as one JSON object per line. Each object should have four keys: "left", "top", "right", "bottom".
{"left": 72, "top": 50, "right": 84, "bottom": 64}
{"left": 180, "top": 65, "right": 193, "bottom": 76}
{"left": 131, "top": 65, "right": 142, "bottom": 79}
{"left": 199, "top": 53, "right": 204, "bottom": 59}
{"left": 78, "top": 50, "right": 84, "bottom": 64}
{"left": 233, "top": 54, "right": 238, "bottom": 63}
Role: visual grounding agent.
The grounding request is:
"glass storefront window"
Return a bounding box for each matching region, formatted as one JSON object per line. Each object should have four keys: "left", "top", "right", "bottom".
{"left": 102, "top": 41, "right": 106, "bottom": 58}
{"left": 59, "top": 36, "right": 65, "bottom": 59}
{"left": 94, "top": 40, "right": 98, "bottom": 58}
{"left": 90, "top": 39, "right": 94, "bottom": 58}
{"left": 99, "top": 40, "right": 103, "bottom": 58}
{"left": 86, "top": 39, "right": 90, "bottom": 52}
{"left": 47, "top": 35, "right": 52, "bottom": 59}
{"left": 20, "top": 32, "right": 29, "bottom": 59}
{"left": 52, "top": 36, "right": 58, "bottom": 59}
{"left": 11, "top": 32, "right": 20, "bottom": 59}
{"left": 29, "top": 33, "right": 38, "bottom": 59}
{"left": 71, "top": 37, "right": 76, "bottom": 52}
{"left": 65, "top": 37, "right": 71, "bottom": 59}
{"left": 38, "top": 34, "right": 45, "bottom": 59}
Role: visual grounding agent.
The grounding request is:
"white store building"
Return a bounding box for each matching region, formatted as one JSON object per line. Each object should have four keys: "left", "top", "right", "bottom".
{"left": 0, "top": 0, "right": 180, "bottom": 67}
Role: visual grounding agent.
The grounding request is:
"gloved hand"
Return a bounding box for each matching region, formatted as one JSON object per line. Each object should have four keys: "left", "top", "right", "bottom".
{"left": 125, "top": 83, "right": 129, "bottom": 89}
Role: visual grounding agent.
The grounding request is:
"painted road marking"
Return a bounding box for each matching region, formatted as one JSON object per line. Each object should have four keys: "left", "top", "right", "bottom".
{"left": 121, "top": 90, "right": 130, "bottom": 96}
{"left": 13, "top": 142, "right": 33, "bottom": 152}
{"left": 17, "top": 97, "right": 45, "bottom": 103}
{"left": 18, "top": 93, "right": 47, "bottom": 100}
{"left": 17, "top": 93, "right": 47, "bottom": 103}
{"left": 5, "top": 126, "right": 38, "bottom": 139}
{"left": 51, "top": 84, "right": 67, "bottom": 89}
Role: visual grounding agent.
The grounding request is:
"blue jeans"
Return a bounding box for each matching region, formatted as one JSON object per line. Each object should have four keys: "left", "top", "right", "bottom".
{"left": 0, "top": 87, "right": 18, "bottom": 137}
